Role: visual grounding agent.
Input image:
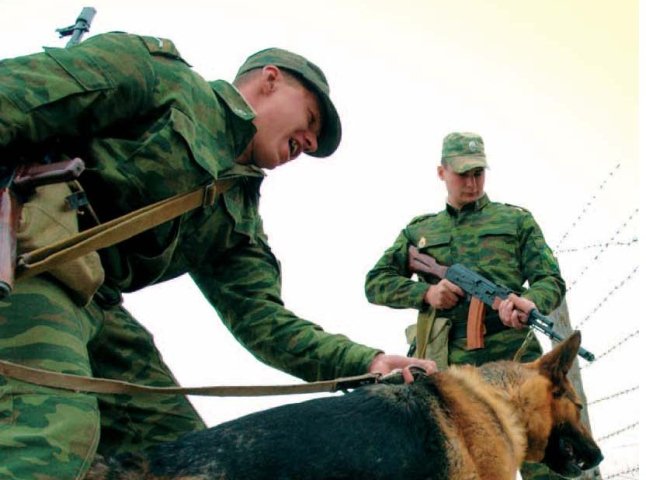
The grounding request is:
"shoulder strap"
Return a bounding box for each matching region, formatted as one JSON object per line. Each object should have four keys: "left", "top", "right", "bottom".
{"left": 16, "top": 179, "right": 236, "bottom": 280}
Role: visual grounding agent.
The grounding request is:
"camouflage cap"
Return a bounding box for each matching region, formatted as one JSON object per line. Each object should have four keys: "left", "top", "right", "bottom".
{"left": 441, "top": 132, "right": 488, "bottom": 173}
{"left": 236, "top": 48, "right": 342, "bottom": 158}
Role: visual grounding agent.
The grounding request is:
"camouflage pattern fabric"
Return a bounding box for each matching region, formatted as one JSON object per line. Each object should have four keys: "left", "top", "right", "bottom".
{"left": 365, "top": 193, "right": 566, "bottom": 479}
{"left": 441, "top": 131, "right": 488, "bottom": 173}
{"left": 365, "top": 194, "right": 565, "bottom": 328}
{"left": 0, "top": 276, "right": 206, "bottom": 479}
{"left": 0, "top": 33, "right": 378, "bottom": 477}
{"left": 0, "top": 277, "right": 101, "bottom": 479}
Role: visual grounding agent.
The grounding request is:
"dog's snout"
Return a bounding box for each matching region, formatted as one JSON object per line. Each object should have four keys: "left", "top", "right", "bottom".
{"left": 581, "top": 448, "right": 603, "bottom": 470}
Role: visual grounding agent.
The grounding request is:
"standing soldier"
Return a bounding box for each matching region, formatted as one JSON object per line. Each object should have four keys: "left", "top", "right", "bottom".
{"left": 365, "top": 131, "right": 566, "bottom": 479}
{"left": 0, "top": 32, "right": 436, "bottom": 479}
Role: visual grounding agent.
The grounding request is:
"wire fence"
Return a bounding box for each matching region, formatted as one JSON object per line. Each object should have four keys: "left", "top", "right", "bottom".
{"left": 547, "top": 162, "right": 639, "bottom": 480}
{"left": 573, "top": 266, "right": 639, "bottom": 329}
{"left": 555, "top": 163, "right": 622, "bottom": 251}
{"left": 586, "top": 386, "right": 638, "bottom": 406}
{"left": 564, "top": 209, "right": 639, "bottom": 292}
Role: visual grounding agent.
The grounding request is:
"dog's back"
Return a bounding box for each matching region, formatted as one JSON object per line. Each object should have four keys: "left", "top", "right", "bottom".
{"left": 86, "top": 332, "right": 603, "bottom": 480}
{"left": 91, "top": 378, "right": 452, "bottom": 479}
{"left": 87, "top": 374, "right": 527, "bottom": 479}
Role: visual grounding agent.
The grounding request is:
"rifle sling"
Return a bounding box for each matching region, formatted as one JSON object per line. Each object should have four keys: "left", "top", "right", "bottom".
{"left": 0, "top": 358, "right": 381, "bottom": 397}
{"left": 3, "top": 178, "right": 386, "bottom": 397}
{"left": 414, "top": 308, "right": 436, "bottom": 359}
{"left": 16, "top": 179, "right": 236, "bottom": 280}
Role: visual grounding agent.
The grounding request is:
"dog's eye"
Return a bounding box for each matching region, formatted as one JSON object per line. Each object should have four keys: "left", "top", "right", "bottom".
{"left": 553, "top": 388, "right": 565, "bottom": 398}
{"left": 564, "top": 392, "right": 583, "bottom": 410}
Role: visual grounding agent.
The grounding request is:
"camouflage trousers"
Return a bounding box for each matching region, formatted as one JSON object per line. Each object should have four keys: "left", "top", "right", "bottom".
{"left": 448, "top": 328, "right": 565, "bottom": 480}
{"left": 0, "top": 276, "right": 206, "bottom": 480}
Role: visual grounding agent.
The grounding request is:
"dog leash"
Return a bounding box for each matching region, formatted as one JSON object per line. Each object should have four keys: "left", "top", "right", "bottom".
{"left": 0, "top": 358, "right": 385, "bottom": 397}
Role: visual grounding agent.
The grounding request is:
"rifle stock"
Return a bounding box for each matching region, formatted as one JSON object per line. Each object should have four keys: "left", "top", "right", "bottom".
{"left": 408, "top": 246, "right": 448, "bottom": 278}
{"left": 0, "top": 187, "right": 19, "bottom": 298}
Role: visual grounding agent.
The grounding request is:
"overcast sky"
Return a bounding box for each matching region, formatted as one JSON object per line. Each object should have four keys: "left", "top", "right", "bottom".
{"left": 1, "top": 1, "right": 640, "bottom": 477}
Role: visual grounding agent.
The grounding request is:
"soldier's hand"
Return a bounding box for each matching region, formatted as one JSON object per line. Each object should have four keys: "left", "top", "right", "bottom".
{"left": 424, "top": 280, "right": 464, "bottom": 310}
{"left": 368, "top": 353, "right": 437, "bottom": 381}
{"left": 498, "top": 293, "right": 536, "bottom": 329}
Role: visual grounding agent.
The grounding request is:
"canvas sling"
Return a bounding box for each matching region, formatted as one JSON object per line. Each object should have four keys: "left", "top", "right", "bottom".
{"left": 16, "top": 179, "right": 236, "bottom": 285}
{"left": 0, "top": 357, "right": 382, "bottom": 397}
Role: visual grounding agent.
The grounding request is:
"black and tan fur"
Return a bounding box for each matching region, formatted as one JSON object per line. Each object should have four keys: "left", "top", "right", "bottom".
{"left": 86, "top": 331, "right": 602, "bottom": 479}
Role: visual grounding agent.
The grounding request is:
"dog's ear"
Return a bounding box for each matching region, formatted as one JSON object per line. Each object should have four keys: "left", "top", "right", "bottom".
{"left": 538, "top": 331, "right": 581, "bottom": 384}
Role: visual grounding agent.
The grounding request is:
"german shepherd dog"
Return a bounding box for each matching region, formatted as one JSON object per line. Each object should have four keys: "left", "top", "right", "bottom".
{"left": 86, "top": 331, "right": 602, "bottom": 479}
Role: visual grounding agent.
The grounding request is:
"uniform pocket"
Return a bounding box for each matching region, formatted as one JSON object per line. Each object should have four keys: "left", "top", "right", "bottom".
{"left": 44, "top": 47, "right": 114, "bottom": 91}
{"left": 419, "top": 233, "right": 451, "bottom": 249}
{"left": 418, "top": 233, "right": 452, "bottom": 265}
{"left": 477, "top": 226, "right": 518, "bottom": 261}
{"left": 1, "top": 47, "right": 113, "bottom": 114}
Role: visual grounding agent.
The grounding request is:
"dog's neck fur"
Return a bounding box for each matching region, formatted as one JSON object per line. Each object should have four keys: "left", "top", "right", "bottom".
{"left": 445, "top": 360, "right": 550, "bottom": 467}
{"left": 480, "top": 360, "right": 557, "bottom": 461}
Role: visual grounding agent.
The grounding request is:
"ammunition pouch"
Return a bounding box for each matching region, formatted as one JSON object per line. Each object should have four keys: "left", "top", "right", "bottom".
{"left": 17, "top": 182, "right": 104, "bottom": 306}
{"left": 406, "top": 311, "right": 451, "bottom": 371}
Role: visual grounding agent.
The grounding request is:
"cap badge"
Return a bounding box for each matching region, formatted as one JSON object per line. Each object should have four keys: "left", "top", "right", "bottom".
{"left": 418, "top": 237, "right": 427, "bottom": 248}
{"left": 468, "top": 140, "right": 477, "bottom": 152}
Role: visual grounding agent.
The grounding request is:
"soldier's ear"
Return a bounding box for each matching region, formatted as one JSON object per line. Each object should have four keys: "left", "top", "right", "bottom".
{"left": 259, "top": 65, "right": 280, "bottom": 95}
{"left": 437, "top": 165, "right": 445, "bottom": 180}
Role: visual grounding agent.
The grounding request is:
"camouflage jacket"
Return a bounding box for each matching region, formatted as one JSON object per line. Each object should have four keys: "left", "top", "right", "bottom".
{"left": 0, "top": 32, "right": 378, "bottom": 381}
{"left": 365, "top": 194, "right": 566, "bottom": 332}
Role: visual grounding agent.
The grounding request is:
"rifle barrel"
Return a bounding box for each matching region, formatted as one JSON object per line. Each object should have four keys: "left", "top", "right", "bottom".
{"left": 528, "top": 312, "right": 595, "bottom": 362}
{"left": 57, "top": 7, "right": 97, "bottom": 47}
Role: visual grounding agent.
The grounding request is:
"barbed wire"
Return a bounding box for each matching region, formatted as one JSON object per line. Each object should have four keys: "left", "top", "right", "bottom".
{"left": 573, "top": 266, "right": 639, "bottom": 329}
{"left": 604, "top": 466, "right": 639, "bottom": 479}
{"left": 551, "top": 175, "right": 638, "bottom": 480}
{"left": 555, "top": 237, "right": 638, "bottom": 255}
{"left": 597, "top": 422, "right": 639, "bottom": 442}
{"left": 555, "top": 163, "right": 621, "bottom": 250}
{"left": 587, "top": 386, "right": 638, "bottom": 407}
{"left": 565, "top": 208, "right": 639, "bottom": 291}
{"left": 581, "top": 330, "right": 639, "bottom": 368}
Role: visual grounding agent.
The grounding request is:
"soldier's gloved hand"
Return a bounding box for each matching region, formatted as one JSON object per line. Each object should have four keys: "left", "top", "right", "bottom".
{"left": 498, "top": 293, "right": 536, "bottom": 329}
{"left": 368, "top": 353, "right": 437, "bottom": 382}
{"left": 424, "top": 279, "right": 464, "bottom": 310}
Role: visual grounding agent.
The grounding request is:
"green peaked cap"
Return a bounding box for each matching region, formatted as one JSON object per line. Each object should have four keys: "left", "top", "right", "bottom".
{"left": 236, "top": 48, "right": 342, "bottom": 158}
{"left": 441, "top": 132, "right": 488, "bottom": 173}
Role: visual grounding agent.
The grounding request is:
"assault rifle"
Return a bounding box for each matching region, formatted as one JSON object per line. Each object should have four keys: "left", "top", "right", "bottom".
{"left": 408, "top": 246, "right": 595, "bottom": 362}
{"left": 0, "top": 8, "right": 96, "bottom": 298}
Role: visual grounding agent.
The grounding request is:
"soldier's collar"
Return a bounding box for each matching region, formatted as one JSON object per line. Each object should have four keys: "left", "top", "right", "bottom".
{"left": 446, "top": 193, "right": 490, "bottom": 216}
{"left": 219, "top": 162, "right": 265, "bottom": 179}
{"left": 209, "top": 80, "right": 256, "bottom": 121}
{"left": 210, "top": 80, "right": 257, "bottom": 159}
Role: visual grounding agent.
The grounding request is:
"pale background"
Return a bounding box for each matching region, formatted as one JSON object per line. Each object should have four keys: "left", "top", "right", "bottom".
{"left": 1, "top": 0, "right": 640, "bottom": 478}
